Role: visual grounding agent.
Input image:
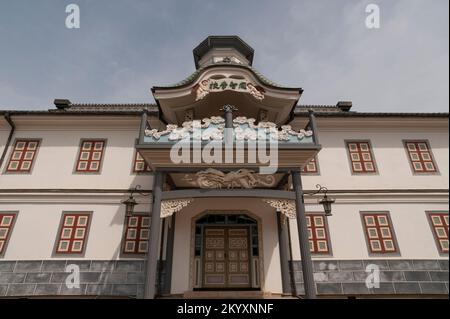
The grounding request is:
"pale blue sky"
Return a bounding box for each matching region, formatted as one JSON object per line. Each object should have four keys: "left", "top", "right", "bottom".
{"left": 0, "top": 0, "right": 448, "bottom": 112}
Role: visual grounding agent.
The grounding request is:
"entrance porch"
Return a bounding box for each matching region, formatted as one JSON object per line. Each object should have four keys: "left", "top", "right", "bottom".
{"left": 170, "top": 198, "right": 282, "bottom": 295}
{"left": 145, "top": 169, "right": 318, "bottom": 299}
{"left": 135, "top": 110, "right": 322, "bottom": 299}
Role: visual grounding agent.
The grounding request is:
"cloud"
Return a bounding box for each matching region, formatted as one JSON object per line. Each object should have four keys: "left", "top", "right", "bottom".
{"left": 0, "top": 81, "right": 49, "bottom": 110}
{"left": 0, "top": 0, "right": 448, "bottom": 112}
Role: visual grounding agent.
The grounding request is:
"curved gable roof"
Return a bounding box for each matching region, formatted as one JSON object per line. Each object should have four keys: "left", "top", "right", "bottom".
{"left": 152, "top": 62, "right": 302, "bottom": 93}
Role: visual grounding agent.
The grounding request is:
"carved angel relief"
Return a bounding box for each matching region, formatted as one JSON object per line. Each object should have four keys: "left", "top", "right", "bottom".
{"left": 183, "top": 168, "right": 276, "bottom": 189}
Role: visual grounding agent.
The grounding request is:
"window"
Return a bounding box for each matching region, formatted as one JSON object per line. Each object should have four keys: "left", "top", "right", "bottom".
{"left": 55, "top": 213, "right": 91, "bottom": 254}
{"left": 0, "top": 213, "right": 17, "bottom": 256}
{"left": 133, "top": 151, "right": 151, "bottom": 173}
{"left": 306, "top": 214, "right": 331, "bottom": 254}
{"left": 6, "top": 139, "right": 40, "bottom": 173}
{"left": 302, "top": 157, "right": 319, "bottom": 174}
{"left": 346, "top": 141, "right": 377, "bottom": 173}
{"left": 404, "top": 141, "right": 438, "bottom": 173}
{"left": 361, "top": 212, "right": 398, "bottom": 254}
{"left": 427, "top": 212, "right": 449, "bottom": 253}
{"left": 75, "top": 140, "right": 105, "bottom": 172}
{"left": 122, "top": 215, "right": 150, "bottom": 254}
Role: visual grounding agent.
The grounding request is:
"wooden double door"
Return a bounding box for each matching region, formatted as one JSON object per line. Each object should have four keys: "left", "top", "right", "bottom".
{"left": 203, "top": 226, "right": 251, "bottom": 288}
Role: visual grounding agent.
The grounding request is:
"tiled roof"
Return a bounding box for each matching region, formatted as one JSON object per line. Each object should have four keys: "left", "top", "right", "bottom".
{"left": 53, "top": 103, "right": 158, "bottom": 112}
{"left": 312, "top": 112, "right": 449, "bottom": 118}
{"left": 1, "top": 104, "right": 447, "bottom": 118}
{"left": 153, "top": 62, "right": 301, "bottom": 91}
{"left": 0, "top": 103, "right": 158, "bottom": 116}
{"left": 296, "top": 105, "right": 341, "bottom": 112}
{"left": 295, "top": 105, "right": 449, "bottom": 117}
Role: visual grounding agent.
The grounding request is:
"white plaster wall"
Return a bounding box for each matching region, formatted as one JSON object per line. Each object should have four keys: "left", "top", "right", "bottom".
{"left": 170, "top": 198, "right": 283, "bottom": 294}
{"left": 0, "top": 119, "right": 153, "bottom": 190}
{"left": 0, "top": 115, "right": 448, "bottom": 294}
{"left": 302, "top": 129, "right": 449, "bottom": 191}
{"left": 3, "top": 195, "right": 446, "bottom": 263}
{"left": 0, "top": 199, "right": 150, "bottom": 260}
{"left": 289, "top": 200, "right": 449, "bottom": 261}
{"left": 1, "top": 117, "right": 447, "bottom": 193}
{"left": 0, "top": 118, "right": 11, "bottom": 167}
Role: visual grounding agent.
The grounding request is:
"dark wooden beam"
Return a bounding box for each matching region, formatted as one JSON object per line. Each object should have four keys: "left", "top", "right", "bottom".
{"left": 161, "top": 189, "right": 296, "bottom": 200}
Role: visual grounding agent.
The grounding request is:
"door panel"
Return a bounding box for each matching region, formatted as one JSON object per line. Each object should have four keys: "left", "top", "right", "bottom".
{"left": 203, "top": 227, "right": 251, "bottom": 288}
{"left": 227, "top": 228, "right": 250, "bottom": 286}
{"left": 204, "top": 228, "right": 226, "bottom": 286}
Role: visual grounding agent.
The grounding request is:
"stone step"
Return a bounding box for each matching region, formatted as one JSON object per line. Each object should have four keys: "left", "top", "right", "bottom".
{"left": 183, "top": 290, "right": 270, "bottom": 299}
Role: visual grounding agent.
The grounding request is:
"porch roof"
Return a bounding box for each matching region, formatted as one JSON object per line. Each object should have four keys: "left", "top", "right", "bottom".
{"left": 135, "top": 112, "right": 320, "bottom": 171}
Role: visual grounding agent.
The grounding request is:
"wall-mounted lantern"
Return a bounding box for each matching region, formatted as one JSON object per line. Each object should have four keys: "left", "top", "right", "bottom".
{"left": 312, "top": 184, "right": 335, "bottom": 216}
{"left": 122, "top": 185, "right": 148, "bottom": 217}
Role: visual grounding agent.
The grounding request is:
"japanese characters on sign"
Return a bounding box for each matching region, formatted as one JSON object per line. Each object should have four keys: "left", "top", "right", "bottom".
{"left": 196, "top": 78, "right": 265, "bottom": 101}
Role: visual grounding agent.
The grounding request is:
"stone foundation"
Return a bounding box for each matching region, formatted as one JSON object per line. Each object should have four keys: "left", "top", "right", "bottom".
{"left": 1, "top": 259, "right": 448, "bottom": 297}
{"left": 291, "top": 259, "right": 449, "bottom": 296}
{"left": 0, "top": 260, "right": 146, "bottom": 298}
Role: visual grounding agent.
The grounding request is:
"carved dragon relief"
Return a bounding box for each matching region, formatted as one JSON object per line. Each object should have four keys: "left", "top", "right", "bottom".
{"left": 183, "top": 168, "right": 276, "bottom": 189}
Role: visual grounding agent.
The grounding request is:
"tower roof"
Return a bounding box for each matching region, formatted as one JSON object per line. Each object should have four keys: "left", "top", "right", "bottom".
{"left": 193, "top": 36, "right": 255, "bottom": 69}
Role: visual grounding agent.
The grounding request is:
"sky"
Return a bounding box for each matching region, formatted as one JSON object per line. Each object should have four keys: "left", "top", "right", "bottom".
{"left": 0, "top": 0, "right": 448, "bottom": 112}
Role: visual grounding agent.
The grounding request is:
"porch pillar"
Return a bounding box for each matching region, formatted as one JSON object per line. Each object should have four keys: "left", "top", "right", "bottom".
{"left": 291, "top": 170, "right": 317, "bottom": 299}
{"left": 277, "top": 212, "right": 292, "bottom": 295}
{"left": 221, "top": 104, "right": 237, "bottom": 145}
{"left": 144, "top": 171, "right": 165, "bottom": 299}
{"left": 161, "top": 214, "right": 176, "bottom": 295}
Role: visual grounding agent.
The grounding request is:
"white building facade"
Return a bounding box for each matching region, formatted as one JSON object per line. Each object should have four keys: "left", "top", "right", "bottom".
{"left": 0, "top": 36, "right": 448, "bottom": 298}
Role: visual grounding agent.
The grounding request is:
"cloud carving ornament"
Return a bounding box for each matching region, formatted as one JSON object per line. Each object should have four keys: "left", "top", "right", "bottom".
{"left": 145, "top": 117, "right": 226, "bottom": 141}
{"left": 232, "top": 117, "right": 313, "bottom": 141}
{"left": 144, "top": 116, "right": 313, "bottom": 142}
{"left": 263, "top": 199, "right": 297, "bottom": 219}
{"left": 160, "top": 199, "right": 193, "bottom": 218}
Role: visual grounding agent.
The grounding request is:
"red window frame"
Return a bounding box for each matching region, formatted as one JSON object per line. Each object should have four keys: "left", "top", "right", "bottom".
{"left": 122, "top": 215, "right": 150, "bottom": 254}
{"left": 55, "top": 213, "right": 91, "bottom": 254}
{"left": 306, "top": 214, "right": 331, "bottom": 254}
{"left": 427, "top": 212, "right": 449, "bottom": 253}
{"left": 6, "top": 139, "right": 40, "bottom": 172}
{"left": 347, "top": 141, "right": 377, "bottom": 173}
{"left": 75, "top": 140, "right": 105, "bottom": 173}
{"left": 404, "top": 140, "right": 438, "bottom": 173}
{"left": 302, "top": 157, "right": 319, "bottom": 174}
{"left": 362, "top": 212, "right": 398, "bottom": 254}
{"left": 133, "top": 151, "right": 152, "bottom": 173}
{"left": 0, "top": 213, "right": 17, "bottom": 256}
